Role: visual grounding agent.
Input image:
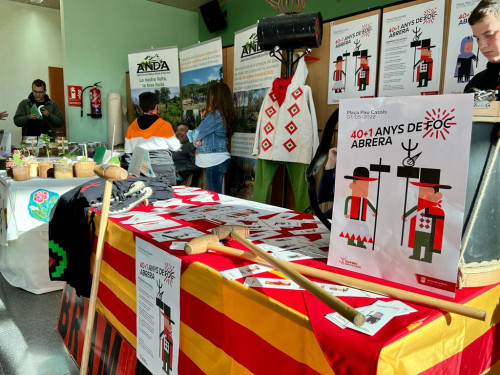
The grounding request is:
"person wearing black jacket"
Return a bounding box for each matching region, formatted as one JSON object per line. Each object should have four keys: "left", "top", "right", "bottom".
{"left": 172, "top": 123, "right": 201, "bottom": 186}
{"left": 464, "top": 0, "right": 500, "bottom": 99}
{"left": 14, "top": 79, "right": 64, "bottom": 138}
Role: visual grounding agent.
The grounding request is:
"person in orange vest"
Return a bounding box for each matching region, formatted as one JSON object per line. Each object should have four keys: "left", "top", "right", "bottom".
{"left": 414, "top": 39, "right": 435, "bottom": 87}
{"left": 403, "top": 168, "right": 451, "bottom": 263}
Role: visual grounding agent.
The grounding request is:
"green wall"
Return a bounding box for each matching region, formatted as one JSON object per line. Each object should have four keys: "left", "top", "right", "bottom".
{"left": 199, "top": 0, "right": 402, "bottom": 46}
{"left": 62, "top": 0, "right": 199, "bottom": 143}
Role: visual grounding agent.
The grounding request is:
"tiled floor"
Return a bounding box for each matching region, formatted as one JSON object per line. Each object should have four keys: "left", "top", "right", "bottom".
{"left": 0, "top": 274, "right": 78, "bottom": 375}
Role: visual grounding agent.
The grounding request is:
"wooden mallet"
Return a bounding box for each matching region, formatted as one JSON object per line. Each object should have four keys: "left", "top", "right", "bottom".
{"left": 80, "top": 164, "right": 128, "bottom": 375}
{"left": 186, "top": 225, "right": 366, "bottom": 326}
{"left": 185, "top": 225, "right": 487, "bottom": 322}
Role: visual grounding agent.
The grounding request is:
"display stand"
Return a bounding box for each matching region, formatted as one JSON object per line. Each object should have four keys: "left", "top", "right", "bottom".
{"left": 458, "top": 103, "right": 500, "bottom": 287}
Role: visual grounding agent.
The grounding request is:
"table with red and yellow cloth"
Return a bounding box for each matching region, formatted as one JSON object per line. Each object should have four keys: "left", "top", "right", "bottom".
{"left": 58, "top": 187, "right": 500, "bottom": 375}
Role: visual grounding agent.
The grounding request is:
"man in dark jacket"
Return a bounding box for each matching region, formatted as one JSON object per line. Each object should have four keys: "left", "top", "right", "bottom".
{"left": 464, "top": 0, "right": 500, "bottom": 99}
{"left": 172, "top": 122, "right": 200, "bottom": 186}
{"left": 14, "top": 79, "right": 64, "bottom": 139}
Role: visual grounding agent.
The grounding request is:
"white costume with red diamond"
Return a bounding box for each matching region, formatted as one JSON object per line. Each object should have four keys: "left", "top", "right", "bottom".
{"left": 252, "top": 58, "right": 319, "bottom": 164}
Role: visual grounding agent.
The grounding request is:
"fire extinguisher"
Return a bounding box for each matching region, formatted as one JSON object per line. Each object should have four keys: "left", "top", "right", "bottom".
{"left": 81, "top": 81, "right": 102, "bottom": 118}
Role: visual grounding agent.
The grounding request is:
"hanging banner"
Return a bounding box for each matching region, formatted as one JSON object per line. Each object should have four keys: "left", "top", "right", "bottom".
{"left": 229, "top": 24, "right": 281, "bottom": 199}
{"left": 128, "top": 46, "right": 181, "bottom": 125}
{"left": 179, "top": 37, "right": 223, "bottom": 127}
{"left": 378, "top": 0, "right": 445, "bottom": 97}
{"left": 443, "top": 0, "right": 486, "bottom": 95}
{"left": 328, "top": 94, "right": 473, "bottom": 297}
{"left": 328, "top": 12, "right": 380, "bottom": 104}
{"left": 136, "top": 238, "right": 181, "bottom": 375}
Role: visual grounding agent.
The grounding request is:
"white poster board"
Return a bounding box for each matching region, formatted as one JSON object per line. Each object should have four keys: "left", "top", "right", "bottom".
{"left": 128, "top": 46, "right": 181, "bottom": 120}
{"left": 328, "top": 94, "right": 473, "bottom": 297}
{"left": 442, "top": 0, "right": 486, "bottom": 94}
{"left": 328, "top": 13, "right": 380, "bottom": 103}
{"left": 378, "top": 0, "right": 446, "bottom": 97}
{"left": 136, "top": 238, "right": 181, "bottom": 375}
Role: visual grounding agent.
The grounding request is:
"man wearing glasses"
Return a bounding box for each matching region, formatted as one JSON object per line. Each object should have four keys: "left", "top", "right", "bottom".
{"left": 14, "top": 79, "right": 64, "bottom": 139}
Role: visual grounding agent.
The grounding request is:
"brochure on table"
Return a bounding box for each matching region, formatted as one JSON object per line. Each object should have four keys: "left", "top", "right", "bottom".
{"left": 327, "top": 94, "right": 473, "bottom": 297}
{"left": 136, "top": 237, "right": 181, "bottom": 375}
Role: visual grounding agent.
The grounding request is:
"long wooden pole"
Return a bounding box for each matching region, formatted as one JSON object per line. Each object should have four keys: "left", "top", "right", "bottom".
{"left": 229, "top": 231, "right": 366, "bottom": 326}
{"left": 203, "top": 241, "right": 486, "bottom": 322}
{"left": 80, "top": 165, "right": 128, "bottom": 375}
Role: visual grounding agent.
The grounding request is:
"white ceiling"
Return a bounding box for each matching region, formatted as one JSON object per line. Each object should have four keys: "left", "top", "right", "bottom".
{"left": 6, "top": 0, "right": 212, "bottom": 12}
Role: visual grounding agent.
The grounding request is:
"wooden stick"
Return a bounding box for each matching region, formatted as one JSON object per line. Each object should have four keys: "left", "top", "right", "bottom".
{"left": 80, "top": 165, "right": 127, "bottom": 375}
{"left": 204, "top": 242, "right": 487, "bottom": 322}
{"left": 230, "top": 231, "right": 366, "bottom": 326}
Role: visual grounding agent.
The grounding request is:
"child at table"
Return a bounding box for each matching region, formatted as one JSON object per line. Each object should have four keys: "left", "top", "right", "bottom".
{"left": 122, "top": 91, "right": 180, "bottom": 186}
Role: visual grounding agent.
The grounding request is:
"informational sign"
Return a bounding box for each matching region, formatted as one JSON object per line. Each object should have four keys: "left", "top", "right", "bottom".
{"left": 328, "top": 94, "right": 473, "bottom": 297}
{"left": 67, "top": 85, "right": 82, "bottom": 107}
{"left": 179, "top": 37, "right": 223, "bottom": 127}
{"left": 378, "top": 0, "right": 445, "bottom": 97}
{"left": 128, "top": 46, "right": 181, "bottom": 124}
{"left": 136, "top": 237, "right": 181, "bottom": 375}
{"left": 442, "top": 0, "right": 486, "bottom": 95}
{"left": 328, "top": 13, "right": 380, "bottom": 104}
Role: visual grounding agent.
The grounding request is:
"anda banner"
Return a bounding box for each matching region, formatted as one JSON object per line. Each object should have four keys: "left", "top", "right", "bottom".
{"left": 328, "top": 94, "right": 473, "bottom": 297}
{"left": 128, "top": 46, "right": 181, "bottom": 125}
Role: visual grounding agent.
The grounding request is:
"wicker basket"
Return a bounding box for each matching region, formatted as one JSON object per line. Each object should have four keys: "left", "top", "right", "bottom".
{"left": 53, "top": 162, "right": 74, "bottom": 179}
{"left": 12, "top": 165, "right": 30, "bottom": 181}
{"left": 74, "top": 161, "right": 96, "bottom": 178}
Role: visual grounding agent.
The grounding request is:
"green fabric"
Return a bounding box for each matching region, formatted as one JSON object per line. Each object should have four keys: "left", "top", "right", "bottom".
{"left": 254, "top": 159, "right": 310, "bottom": 212}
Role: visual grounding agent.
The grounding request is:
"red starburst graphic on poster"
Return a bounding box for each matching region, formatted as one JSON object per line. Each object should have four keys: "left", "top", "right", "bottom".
{"left": 361, "top": 23, "right": 373, "bottom": 37}
{"left": 164, "top": 263, "right": 175, "bottom": 286}
{"left": 422, "top": 107, "right": 456, "bottom": 140}
{"left": 423, "top": 8, "right": 437, "bottom": 24}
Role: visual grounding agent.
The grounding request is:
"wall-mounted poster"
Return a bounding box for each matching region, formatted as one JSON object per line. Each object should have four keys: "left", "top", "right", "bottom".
{"left": 230, "top": 24, "right": 282, "bottom": 200}
{"left": 128, "top": 47, "right": 181, "bottom": 125}
{"left": 443, "top": 0, "right": 486, "bottom": 95}
{"left": 328, "top": 11, "right": 380, "bottom": 104}
{"left": 179, "top": 38, "right": 223, "bottom": 127}
{"left": 378, "top": 0, "right": 446, "bottom": 97}
{"left": 327, "top": 94, "right": 473, "bottom": 297}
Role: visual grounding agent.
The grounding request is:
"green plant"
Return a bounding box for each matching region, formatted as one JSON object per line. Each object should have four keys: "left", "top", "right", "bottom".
{"left": 12, "top": 150, "right": 25, "bottom": 166}
{"left": 39, "top": 134, "right": 51, "bottom": 160}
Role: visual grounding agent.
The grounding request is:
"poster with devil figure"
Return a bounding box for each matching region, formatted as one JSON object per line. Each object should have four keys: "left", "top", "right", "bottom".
{"left": 136, "top": 238, "right": 181, "bottom": 374}
{"left": 328, "top": 12, "right": 380, "bottom": 104}
{"left": 378, "top": 0, "right": 445, "bottom": 97}
{"left": 328, "top": 94, "right": 473, "bottom": 297}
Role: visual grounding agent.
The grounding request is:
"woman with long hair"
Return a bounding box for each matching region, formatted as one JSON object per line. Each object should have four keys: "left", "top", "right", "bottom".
{"left": 192, "top": 82, "right": 235, "bottom": 193}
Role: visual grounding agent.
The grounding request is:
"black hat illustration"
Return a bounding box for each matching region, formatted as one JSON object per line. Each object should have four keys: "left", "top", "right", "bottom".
{"left": 410, "top": 168, "right": 451, "bottom": 189}
{"left": 335, "top": 55, "right": 345, "bottom": 63}
{"left": 357, "top": 50, "right": 371, "bottom": 59}
{"left": 344, "top": 166, "right": 378, "bottom": 181}
{"left": 417, "top": 39, "right": 436, "bottom": 50}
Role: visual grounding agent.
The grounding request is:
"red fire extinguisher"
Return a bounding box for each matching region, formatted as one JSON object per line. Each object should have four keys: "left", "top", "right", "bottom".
{"left": 81, "top": 81, "right": 102, "bottom": 118}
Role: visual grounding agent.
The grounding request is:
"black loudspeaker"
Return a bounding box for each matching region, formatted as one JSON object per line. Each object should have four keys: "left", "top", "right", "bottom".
{"left": 200, "top": 0, "right": 227, "bottom": 33}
